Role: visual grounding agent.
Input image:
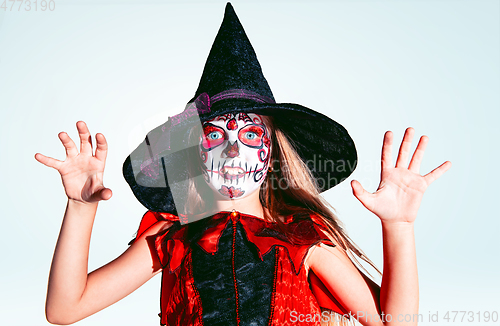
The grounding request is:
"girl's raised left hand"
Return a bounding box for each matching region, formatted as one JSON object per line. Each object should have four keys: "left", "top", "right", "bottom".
{"left": 35, "top": 121, "right": 112, "bottom": 204}
{"left": 351, "top": 128, "right": 451, "bottom": 224}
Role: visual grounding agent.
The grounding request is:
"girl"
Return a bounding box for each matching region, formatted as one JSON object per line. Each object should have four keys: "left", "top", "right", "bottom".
{"left": 35, "top": 3, "right": 451, "bottom": 326}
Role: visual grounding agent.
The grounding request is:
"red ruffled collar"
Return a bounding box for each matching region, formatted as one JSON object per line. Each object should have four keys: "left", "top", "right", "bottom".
{"left": 154, "top": 211, "right": 333, "bottom": 275}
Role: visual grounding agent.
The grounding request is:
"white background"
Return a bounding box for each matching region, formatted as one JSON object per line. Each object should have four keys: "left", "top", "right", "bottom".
{"left": 0, "top": 0, "right": 498, "bottom": 325}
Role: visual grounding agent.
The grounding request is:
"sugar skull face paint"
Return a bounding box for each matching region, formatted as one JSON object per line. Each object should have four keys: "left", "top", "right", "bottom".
{"left": 200, "top": 113, "right": 271, "bottom": 199}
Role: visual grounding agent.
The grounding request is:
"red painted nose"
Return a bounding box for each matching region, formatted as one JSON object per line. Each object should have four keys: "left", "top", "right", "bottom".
{"left": 223, "top": 141, "right": 239, "bottom": 158}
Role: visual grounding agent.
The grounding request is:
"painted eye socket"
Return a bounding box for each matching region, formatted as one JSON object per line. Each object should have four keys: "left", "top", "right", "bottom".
{"left": 238, "top": 125, "right": 265, "bottom": 148}
{"left": 201, "top": 124, "right": 226, "bottom": 150}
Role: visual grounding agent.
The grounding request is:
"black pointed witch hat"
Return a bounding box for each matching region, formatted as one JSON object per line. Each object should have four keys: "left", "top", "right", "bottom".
{"left": 123, "top": 3, "right": 357, "bottom": 214}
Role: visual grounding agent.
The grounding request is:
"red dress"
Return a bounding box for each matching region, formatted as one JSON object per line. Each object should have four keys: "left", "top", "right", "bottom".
{"left": 133, "top": 210, "right": 351, "bottom": 326}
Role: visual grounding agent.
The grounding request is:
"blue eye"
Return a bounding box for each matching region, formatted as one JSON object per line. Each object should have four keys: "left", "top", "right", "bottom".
{"left": 208, "top": 132, "right": 222, "bottom": 140}
{"left": 245, "top": 132, "right": 257, "bottom": 140}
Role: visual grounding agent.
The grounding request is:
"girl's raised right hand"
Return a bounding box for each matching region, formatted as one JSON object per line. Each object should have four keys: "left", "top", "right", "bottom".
{"left": 35, "top": 121, "right": 112, "bottom": 204}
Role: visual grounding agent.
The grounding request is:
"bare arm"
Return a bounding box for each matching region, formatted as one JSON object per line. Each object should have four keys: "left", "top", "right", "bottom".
{"left": 309, "top": 128, "right": 451, "bottom": 326}
{"left": 45, "top": 200, "right": 98, "bottom": 324}
{"left": 378, "top": 221, "right": 417, "bottom": 325}
{"left": 36, "top": 121, "right": 170, "bottom": 324}
{"left": 45, "top": 200, "right": 170, "bottom": 324}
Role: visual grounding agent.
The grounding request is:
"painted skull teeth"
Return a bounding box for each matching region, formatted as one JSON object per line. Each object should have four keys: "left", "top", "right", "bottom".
{"left": 220, "top": 166, "right": 245, "bottom": 179}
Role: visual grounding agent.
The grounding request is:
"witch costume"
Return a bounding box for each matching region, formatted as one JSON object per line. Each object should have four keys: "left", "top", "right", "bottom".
{"left": 124, "top": 3, "right": 357, "bottom": 325}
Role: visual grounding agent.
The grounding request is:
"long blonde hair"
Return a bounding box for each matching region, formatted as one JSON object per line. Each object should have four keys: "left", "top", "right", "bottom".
{"left": 259, "top": 116, "right": 380, "bottom": 277}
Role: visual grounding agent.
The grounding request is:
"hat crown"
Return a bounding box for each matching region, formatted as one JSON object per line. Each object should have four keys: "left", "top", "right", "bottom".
{"left": 192, "top": 3, "right": 275, "bottom": 102}
{"left": 123, "top": 3, "right": 357, "bottom": 214}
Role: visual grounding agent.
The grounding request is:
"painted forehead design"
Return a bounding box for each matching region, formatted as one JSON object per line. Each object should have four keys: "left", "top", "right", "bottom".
{"left": 204, "top": 112, "right": 264, "bottom": 130}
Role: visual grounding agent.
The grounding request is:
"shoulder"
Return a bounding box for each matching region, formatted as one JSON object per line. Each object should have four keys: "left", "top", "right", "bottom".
{"left": 304, "top": 213, "right": 350, "bottom": 268}
{"left": 292, "top": 213, "right": 339, "bottom": 246}
{"left": 307, "top": 242, "right": 347, "bottom": 270}
{"left": 278, "top": 213, "right": 340, "bottom": 274}
{"left": 135, "top": 220, "right": 173, "bottom": 242}
{"left": 306, "top": 239, "right": 381, "bottom": 304}
{"left": 125, "top": 212, "right": 177, "bottom": 276}
{"left": 304, "top": 238, "right": 342, "bottom": 275}
{"left": 300, "top": 213, "right": 343, "bottom": 271}
{"left": 131, "top": 211, "right": 178, "bottom": 244}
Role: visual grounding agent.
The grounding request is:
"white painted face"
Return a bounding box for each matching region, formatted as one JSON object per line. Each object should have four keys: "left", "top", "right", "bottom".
{"left": 199, "top": 113, "right": 271, "bottom": 200}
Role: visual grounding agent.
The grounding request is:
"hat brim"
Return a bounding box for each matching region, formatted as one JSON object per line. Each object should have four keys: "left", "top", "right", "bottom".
{"left": 123, "top": 101, "right": 356, "bottom": 214}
